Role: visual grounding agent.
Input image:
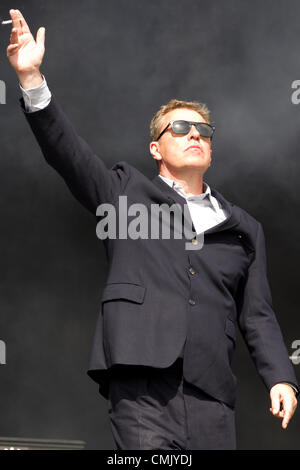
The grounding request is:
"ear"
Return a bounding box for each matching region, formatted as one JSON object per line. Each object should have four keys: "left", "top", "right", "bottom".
{"left": 149, "top": 141, "right": 163, "bottom": 163}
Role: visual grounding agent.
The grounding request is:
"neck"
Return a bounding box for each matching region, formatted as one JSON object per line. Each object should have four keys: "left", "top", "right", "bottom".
{"left": 159, "top": 169, "right": 205, "bottom": 195}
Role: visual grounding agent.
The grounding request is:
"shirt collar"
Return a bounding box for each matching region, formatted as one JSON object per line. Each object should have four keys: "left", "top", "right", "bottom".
{"left": 158, "top": 174, "right": 211, "bottom": 200}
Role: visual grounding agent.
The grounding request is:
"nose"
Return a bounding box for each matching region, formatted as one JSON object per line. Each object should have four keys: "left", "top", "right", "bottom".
{"left": 187, "top": 124, "right": 201, "bottom": 141}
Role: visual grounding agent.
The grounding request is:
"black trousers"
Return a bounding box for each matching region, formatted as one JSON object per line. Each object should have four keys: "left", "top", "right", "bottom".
{"left": 106, "top": 357, "right": 236, "bottom": 450}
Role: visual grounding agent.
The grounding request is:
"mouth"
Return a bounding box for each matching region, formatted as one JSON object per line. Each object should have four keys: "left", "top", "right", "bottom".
{"left": 185, "top": 146, "right": 202, "bottom": 152}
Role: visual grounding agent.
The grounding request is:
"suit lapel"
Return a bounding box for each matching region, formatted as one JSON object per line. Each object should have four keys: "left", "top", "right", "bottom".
{"left": 151, "top": 175, "right": 241, "bottom": 235}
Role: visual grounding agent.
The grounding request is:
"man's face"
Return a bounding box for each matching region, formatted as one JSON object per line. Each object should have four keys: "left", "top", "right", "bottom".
{"left": 150, "top": 108, "right": 212, "bottom": 174}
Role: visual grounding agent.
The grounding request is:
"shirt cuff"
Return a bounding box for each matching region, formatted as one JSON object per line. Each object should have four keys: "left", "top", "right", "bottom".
{"left": 19, "top": 74, "right": 52, "bottom": 113}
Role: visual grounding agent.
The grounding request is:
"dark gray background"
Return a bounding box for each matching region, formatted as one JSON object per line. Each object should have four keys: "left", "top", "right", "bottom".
{"left": 0, "top": 0, "right": 299, "bottom": 449}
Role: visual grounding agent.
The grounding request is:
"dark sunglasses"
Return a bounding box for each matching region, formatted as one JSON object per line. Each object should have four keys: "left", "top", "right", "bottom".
{"left": 156, "top": 120, "right": 216, "bottom": 141}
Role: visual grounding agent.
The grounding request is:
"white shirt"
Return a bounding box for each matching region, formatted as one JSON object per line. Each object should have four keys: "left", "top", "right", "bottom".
{"left": 19, "top": 74, "right": 52, "bottom": 112}
{"left": 158, "top": 175, "right": 228, "bottom": 234}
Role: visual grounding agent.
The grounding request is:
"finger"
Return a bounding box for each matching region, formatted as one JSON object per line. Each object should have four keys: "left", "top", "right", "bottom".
{"left": 282, "top": 402, "right": 294, "bottom": 429}
{"left": 16, "top": 10, "right": 30, "bottom": 33}
{"left": 36, "top": 27, "right": 45, "bottom": 47}
{"left": 282, "top": 412, "right": 291, "bottom": 429}
{"left": 270, "top": 394, "right": 281, "bottom": 415}
{"left": 270, "top": 407, "right": 285, "bottom": 418}
{"left": 9, "top": 9, "right": 23, "bottom": 34}
{"left": 10, "top": 29, "right": 18, "bottom": 45}
{"left": 7, "top": 43, "right": 20, "bottom": 56}
{"left": 9, "top": 10, "right": 30, "bottom": 34}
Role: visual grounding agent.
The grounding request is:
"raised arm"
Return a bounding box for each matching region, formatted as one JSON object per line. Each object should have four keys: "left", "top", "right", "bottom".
{"left": 6, "top": 9, "right": 130, "bottom": 214}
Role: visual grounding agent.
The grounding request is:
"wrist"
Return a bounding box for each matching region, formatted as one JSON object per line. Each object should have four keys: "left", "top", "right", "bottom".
{"left": 18, "top": 70, "right": 43, "bottom": 90}
{"left": 271, "top": 382, "right": 298, "bottom": 396}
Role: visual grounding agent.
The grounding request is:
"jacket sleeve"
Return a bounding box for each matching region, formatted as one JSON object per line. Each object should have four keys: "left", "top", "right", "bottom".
{"left": 237, "top": 222, "right": 299, "bottom": 394}
{"left": 20, "top": 95, "right": 130, "bottom": 214}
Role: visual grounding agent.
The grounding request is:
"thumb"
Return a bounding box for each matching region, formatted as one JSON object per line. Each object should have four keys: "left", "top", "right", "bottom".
{"left": 36, "top": 27, "right": 45, "bottom": 46}
{"left": 271, "top": 394, "right": 281, "bottom": 414}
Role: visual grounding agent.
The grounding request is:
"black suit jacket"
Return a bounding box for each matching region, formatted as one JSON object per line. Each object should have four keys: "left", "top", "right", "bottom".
{"left": 20, "top": 95, "right": 299, "bottom": 408}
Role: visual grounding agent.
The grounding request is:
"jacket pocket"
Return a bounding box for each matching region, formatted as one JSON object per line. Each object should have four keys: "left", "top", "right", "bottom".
{"left": 101, "top": 283, "right": 146, "bottom": 304}
{"left": 225, "top": 317, "right": 236, "bottom": 343}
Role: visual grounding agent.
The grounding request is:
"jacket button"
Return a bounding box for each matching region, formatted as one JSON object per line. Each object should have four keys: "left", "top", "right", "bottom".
{"left": 191, "top": 237, "right": 198, "bottom": 245}
{"left": 189, "top": 267, "right": 196, "bottom": 275}
{"left": 189, "top": 299, "right": 196, "bottom": 305}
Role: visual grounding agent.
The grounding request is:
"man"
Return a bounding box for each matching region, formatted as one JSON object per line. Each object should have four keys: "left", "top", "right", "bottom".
{"left": 6, "top": 9, "right": 298, "bottom": 449}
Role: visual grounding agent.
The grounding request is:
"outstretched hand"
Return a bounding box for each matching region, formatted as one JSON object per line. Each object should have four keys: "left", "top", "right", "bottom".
{"left": 6, "top": 9, "right": 45, "bottom": 78}
{"left": 270, "top": 383, "right": 297, "bottom": 429}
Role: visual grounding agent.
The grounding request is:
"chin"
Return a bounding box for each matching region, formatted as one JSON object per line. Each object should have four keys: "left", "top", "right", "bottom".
{"left": 183, "top": 158, "right": 208, "bottom": 169}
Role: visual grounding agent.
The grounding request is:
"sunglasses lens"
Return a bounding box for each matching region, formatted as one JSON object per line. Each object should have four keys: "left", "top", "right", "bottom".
{"left": 171, "top": 121, "right": 214, "bottom": 138}
{"left": 197, "top": 123, "right": 213, "bottom": 138}
{"left": 172, "top": 121, "right": 191, "bottom": 134}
